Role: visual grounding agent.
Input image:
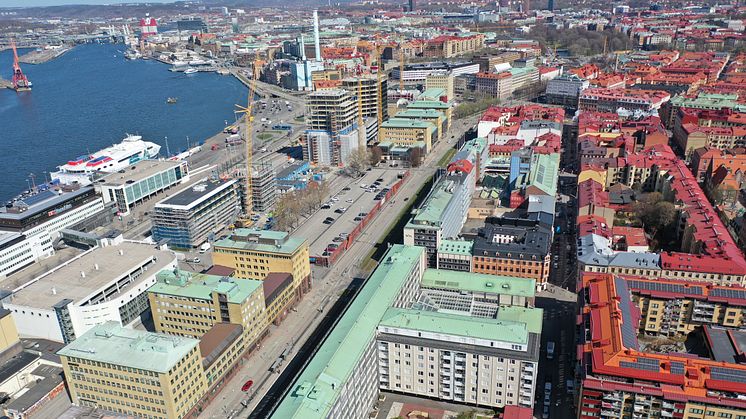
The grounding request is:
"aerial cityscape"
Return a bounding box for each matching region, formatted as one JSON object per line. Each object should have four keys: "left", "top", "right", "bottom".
{"left": 1, "top": 0, "right": 746, "bottom": 418}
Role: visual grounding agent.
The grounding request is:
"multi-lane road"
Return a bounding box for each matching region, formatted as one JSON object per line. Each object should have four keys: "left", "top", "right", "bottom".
{"left": 197, "top": 113, "right": 481, "bottom": 419}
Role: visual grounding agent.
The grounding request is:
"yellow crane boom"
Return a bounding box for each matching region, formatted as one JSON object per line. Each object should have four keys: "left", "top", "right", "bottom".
{"left": 235, "top": 57, "right": 260, "bottom": 221}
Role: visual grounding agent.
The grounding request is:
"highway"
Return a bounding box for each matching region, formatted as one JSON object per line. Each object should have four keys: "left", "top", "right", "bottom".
{"left": 197, "top": 113, "right": 481, "bottom": 419}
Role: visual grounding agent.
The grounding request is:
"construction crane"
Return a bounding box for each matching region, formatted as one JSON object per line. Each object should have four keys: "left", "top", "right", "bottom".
{"left": 234, "top": 57, "right": 260, "bottom": 226}
{"left": 10, "top": 39, "right": 31, "bottom": 91}
{"left": 357, "top": 77, "right": 366, "bottom": 149}
{"left": 376, "top": 45, "right": 384, "bottom": 143}
{"left": 398, "top": 43, "right": 405, "bottom": 93}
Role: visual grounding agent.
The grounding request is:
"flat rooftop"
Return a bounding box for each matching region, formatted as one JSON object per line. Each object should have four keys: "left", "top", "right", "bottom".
{"left": 57, "top": 321, "right": 198, "bottom": 373}
{"left": 421, "top": 268, "right": 536, "bottom": 298}
{"left": 157, "top": 178, "right": 236, "bottom": 209}
{"left": 0, "top": 187, "right": 95, "bottom": 221}
{"left": 148, "top": 269, "right": 262, "bottom": 304}
{"left": 8, "top": 242, "right": 175, "bottom": 309}
{"left": 214, "top": 228, "right": 307, "bottom": 255}
{"left": 98, "top": 160, "right": 183, "bottom": 188}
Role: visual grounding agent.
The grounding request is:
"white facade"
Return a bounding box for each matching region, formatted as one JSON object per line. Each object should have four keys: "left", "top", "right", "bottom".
{"left": 0, "top": 232, "right": 53, "bottom": 279}
{"left": 2, "top": 241, "right": 177, "bottom": 343}
{"left": 22, "top": 197, "right": 105, "bottom": 242}
{"left": 376, "top": 331, "right": 538, "bottom": 408}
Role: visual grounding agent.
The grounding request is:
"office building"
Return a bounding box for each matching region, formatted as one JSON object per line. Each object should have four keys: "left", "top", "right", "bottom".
{"left": 212, "top": 229, "right": 312, "bottom": 295}
{"left": 251, "top": 163, "right": 277, "bottom": 213}
{"left": 2, "top": 240, "right": 177, "bottom": 343}
{"left": 0, "top": 186, "right": 105, "bottom": 251}
{"left": 425, "top": 71, "right": 454, "bottom": 101}
{"left": 303, "top": 89, "right": 361, "bottom": 167}
{"left": 151, "top": 179, "right": 239, "bottom": 249}
{"left": 392, "top": 62, "right": 480, "bottom": 83}
{"left": 177, "top": 18, "right": 208, "bottom": 32}
{"left": 545, "top": 73, "right": 589, "bottom": 108}
{"left": 271, "top": 245, "right": 542, "bottom": 418}
{"left": 59, "top": 322, "right": 207, "bottom": 419}
{"left": 379, "top": 119, "right": 436, "bottom": 156}
{"left": 475, "top": 72, "right": 513, "bottom": 100}
{"left": 0, "top": 231, "right": 52, "bottom": 279}
{"left": 148, "top": 269, "right": 268, "bottom": 344}
{"left": 97, "top": 160, "right": 189, "bottom": 216}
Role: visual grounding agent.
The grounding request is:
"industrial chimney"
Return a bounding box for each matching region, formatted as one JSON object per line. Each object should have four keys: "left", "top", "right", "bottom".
{"left": 313, "top": 10, "right": 322, "bottom": 62}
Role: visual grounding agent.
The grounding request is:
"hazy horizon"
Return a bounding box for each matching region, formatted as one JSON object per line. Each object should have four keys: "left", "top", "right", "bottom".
{"left": 2, "top": 0, "right": 176, "bottom": 7}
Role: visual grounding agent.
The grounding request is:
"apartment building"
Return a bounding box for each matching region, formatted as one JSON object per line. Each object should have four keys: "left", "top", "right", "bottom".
{"left": 59, "top": 322, "right": 207, "bottom": 419}
{"left": 630, "top": 278, "right": 746, "bottom": 336}
{"left": 251, "top": 163, "right": 277, "bottom": 213}
{"left": 147, "top": 269, "right": 268, "bottom": 345}
{"left": 394, "top": 109, "right": 447, "bottom": 142}
{"left": 212, "top": 228, "right": 312, "bottom": 295}
{"left": 436, "top": 239, "right": 473, "bottom": 271}
{"left": 423, "top": 34, "right": 485, "bottom": 59}
{"left": 404, "top": 158, "right": 477, "bottom": 266}
{"left": 271, "top": 244, "right": 543, "bottom": 418}
{"left": 391, "top": 62, "right": 479, "bottom": 83}
{"left": 2, "top": 240, "right": 177, "bottom": 343}
{"left": 303, "top": 89, "right": 361, "bottom": 167}
{"left": 340, "top": 76, "right": 388, "bottom": 120}
{"left": 151, "top": 179, "right": 239, "bottom": 249}
{"left": 97, "top": 160, "right": 189, "bottom": 216}
{"left": 578, "top": 88, "right": 671, "bottom": 112}
{"left": 578, "top": 273, "right": 746, "bottom": 419}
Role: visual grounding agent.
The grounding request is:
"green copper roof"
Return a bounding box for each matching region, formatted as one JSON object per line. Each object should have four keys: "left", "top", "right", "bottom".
{"left": 382, "top": 118, "right": 435, "bottom": 131}
{"left": 271, "top": 245, "right": 425, "bottom": 419}
{"left": 405, "top": 177, "right": 454, "bottom": 228}
{"left": 495, "top": 305, "right": 543, "bottom": 334}
{"left": 57, "top": 322, "right": 199, "bottom": 373}
{"left": 526, "top": 152, "right": 559, "bottom": 196}
{"left": 437, "top": 239, "right": 473, "bottom": 256}
{"left": 379, "top": 308, "right": 530, "bottom": 344}
{"left": 395, "top": 109, "right": 444, "bottom": 119}
{"left": 420, "top": 88, "right": 446, "bottom": 100}
{"left": 670, "top": 92, "right": 746, "bottom": 112}
{"left": 214, "top": 228, "right": 307, "bottom": 255}
{"left": 407, "top": 100, "right": 450, "bottom": 110}
{"left": 148, "top": 269, "right": 262, "bottom": 304}
{"left": 421, "top": 268, "right": 535, "bottom": 298}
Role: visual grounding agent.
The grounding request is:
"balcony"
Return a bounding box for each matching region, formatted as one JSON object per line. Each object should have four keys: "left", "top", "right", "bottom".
{"left": 601, "top": 410, "right": 619, "bottom": 417}
{"left": 603, "top": 393, "right": 622, "bottom": 402}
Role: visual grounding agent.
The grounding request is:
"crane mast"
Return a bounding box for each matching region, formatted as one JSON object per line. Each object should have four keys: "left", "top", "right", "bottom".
{"left": 235, "top": 58, "right": 259, "bottom": 223}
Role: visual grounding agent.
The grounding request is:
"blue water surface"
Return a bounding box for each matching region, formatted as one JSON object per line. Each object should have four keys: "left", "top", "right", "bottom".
{"left": 0, "top": 43, "right": 247, "bottom": 201}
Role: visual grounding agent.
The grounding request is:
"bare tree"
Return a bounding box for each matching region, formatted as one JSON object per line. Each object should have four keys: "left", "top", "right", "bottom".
{"left": 343, "top": 148, "right": 370, "bottom": 177}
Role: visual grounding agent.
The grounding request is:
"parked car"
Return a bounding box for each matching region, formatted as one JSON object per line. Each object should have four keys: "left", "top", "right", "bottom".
{"left": 542, "top": 405, "right": 550, "bottom": 419}
{"left": 332, "top": 237, "right": 344, "bottom": 243}
{"left": 354, "top": 217, "right": 363, "bottom": 222}
{"left": 342, "top": 187, "right": 351, "bottom": 191}
{"left": 321, "top": 204, "right": 331, "bottom": 209}
{"left": 345, "top": 199, "right": 354, "bottom": 203}
{"left": 241, "top": 380, "right": 254, "bottom": 392}
{"left": 192, "top": 257, "right": 201, "bottom": 264}
{"left": 358, "top": 212, "right": 368, "bottom": 217}
{"left": 339, "top": 232, "right": 349, "bottom": 238}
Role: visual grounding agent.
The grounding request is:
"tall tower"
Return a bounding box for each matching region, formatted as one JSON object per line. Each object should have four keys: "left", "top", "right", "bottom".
{"left": 408, "top": 0, "right": 416, "bottom": 11}
{"left": 313, "top": 10, "right": 322, "bottom": 62}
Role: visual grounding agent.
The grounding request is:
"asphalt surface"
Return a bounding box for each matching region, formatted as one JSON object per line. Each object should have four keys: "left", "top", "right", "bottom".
{"left": 196, "top": 114, "right": 481, "bottom": 419}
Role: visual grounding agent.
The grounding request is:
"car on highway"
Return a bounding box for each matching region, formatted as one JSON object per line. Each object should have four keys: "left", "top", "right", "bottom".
{"left": 241, "top": 380, "right": 254, "bottom": 392}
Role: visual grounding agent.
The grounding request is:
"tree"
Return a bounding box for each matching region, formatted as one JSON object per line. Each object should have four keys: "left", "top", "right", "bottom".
{"left": 369, "top": 146, "right": 383, "bottom": 166}
{"left": 343, "top": 147, "right": 370, "bottom": 177}
{"left": 409, "top": 147, "right": 424, "bottom": 168}
{"left": 274, "top": 192, "right": 302, "bottom": 231}
{"left": 633, "top": 192, "right": 677, "bottom": 236}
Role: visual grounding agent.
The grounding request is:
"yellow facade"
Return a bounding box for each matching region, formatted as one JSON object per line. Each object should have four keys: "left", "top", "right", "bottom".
{"left": 636, "top": 295, "right": 745, "bottom": 336}
{"left": 683, "top": 402, "right": 746, "bottom": 418}
{"left": 212, "top": 235, "right": 311, "bottom": 294}
{"left": 380, "top": 123, "right": 434, "bottom": 153}
{"left": 577, "top": 169, "right": 607, "bottom": 188}
{"left": 61, "top": 345, "right": 206, "bottom": 419}
{"left": 0, "top": 310, "right": 19, "bottom": 353}
{"left": 425, "top": 73, "right": 454, "bottom": 101}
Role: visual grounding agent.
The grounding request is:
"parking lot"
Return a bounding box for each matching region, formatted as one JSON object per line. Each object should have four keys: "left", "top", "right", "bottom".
{"left": 293, "top": 168, "right": 404, "bottom": 258}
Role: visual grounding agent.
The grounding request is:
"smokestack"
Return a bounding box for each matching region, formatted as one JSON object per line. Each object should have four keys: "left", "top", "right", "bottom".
{"left": 313, "top": 10, "right": 322, "bottom": 62}
{"left": 300, "top": 33, "right": 307, "bottom": 61}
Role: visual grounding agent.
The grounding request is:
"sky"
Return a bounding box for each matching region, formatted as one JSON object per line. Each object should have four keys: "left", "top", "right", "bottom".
{"left": 2, "top": 0, "right": 175, "bottom": 7}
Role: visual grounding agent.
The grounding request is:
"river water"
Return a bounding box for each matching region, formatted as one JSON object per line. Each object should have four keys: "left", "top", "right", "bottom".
{"left": 0, "top": 43, "right": 248, "bottom": 201}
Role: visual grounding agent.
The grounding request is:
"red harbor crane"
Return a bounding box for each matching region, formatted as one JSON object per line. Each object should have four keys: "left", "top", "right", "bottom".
{"left": 10, "top": 39, "right": 32, "bottom": 91}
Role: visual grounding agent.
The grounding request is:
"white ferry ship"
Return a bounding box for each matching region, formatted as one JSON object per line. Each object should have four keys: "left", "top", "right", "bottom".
{"left": 51, "top": 134, "right": 161, "bottom": 185}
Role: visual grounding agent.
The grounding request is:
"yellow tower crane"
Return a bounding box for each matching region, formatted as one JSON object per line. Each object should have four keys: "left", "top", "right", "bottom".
{"left": 376, "top": 45, "right": 384, "bottom": 143}
{"left": 234, "top": 57, "right": 260, "bottom": 225}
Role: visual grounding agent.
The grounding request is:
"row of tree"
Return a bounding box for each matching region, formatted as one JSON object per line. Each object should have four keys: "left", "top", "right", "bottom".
{"left": 273, "top": 182, "right": 330, "bottom": 232}
{"left": 530, "top": 26, "right": 632, "bottom": 56}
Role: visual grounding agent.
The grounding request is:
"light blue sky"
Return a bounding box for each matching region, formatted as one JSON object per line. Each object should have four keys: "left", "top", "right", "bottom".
{"left": 2, "top": 0, "right": 175, "bottom": 6}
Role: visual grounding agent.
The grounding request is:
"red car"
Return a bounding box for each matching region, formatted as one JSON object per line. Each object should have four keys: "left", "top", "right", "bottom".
{"left": 241, "top": 379, "right": 254, "bottom": 392}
